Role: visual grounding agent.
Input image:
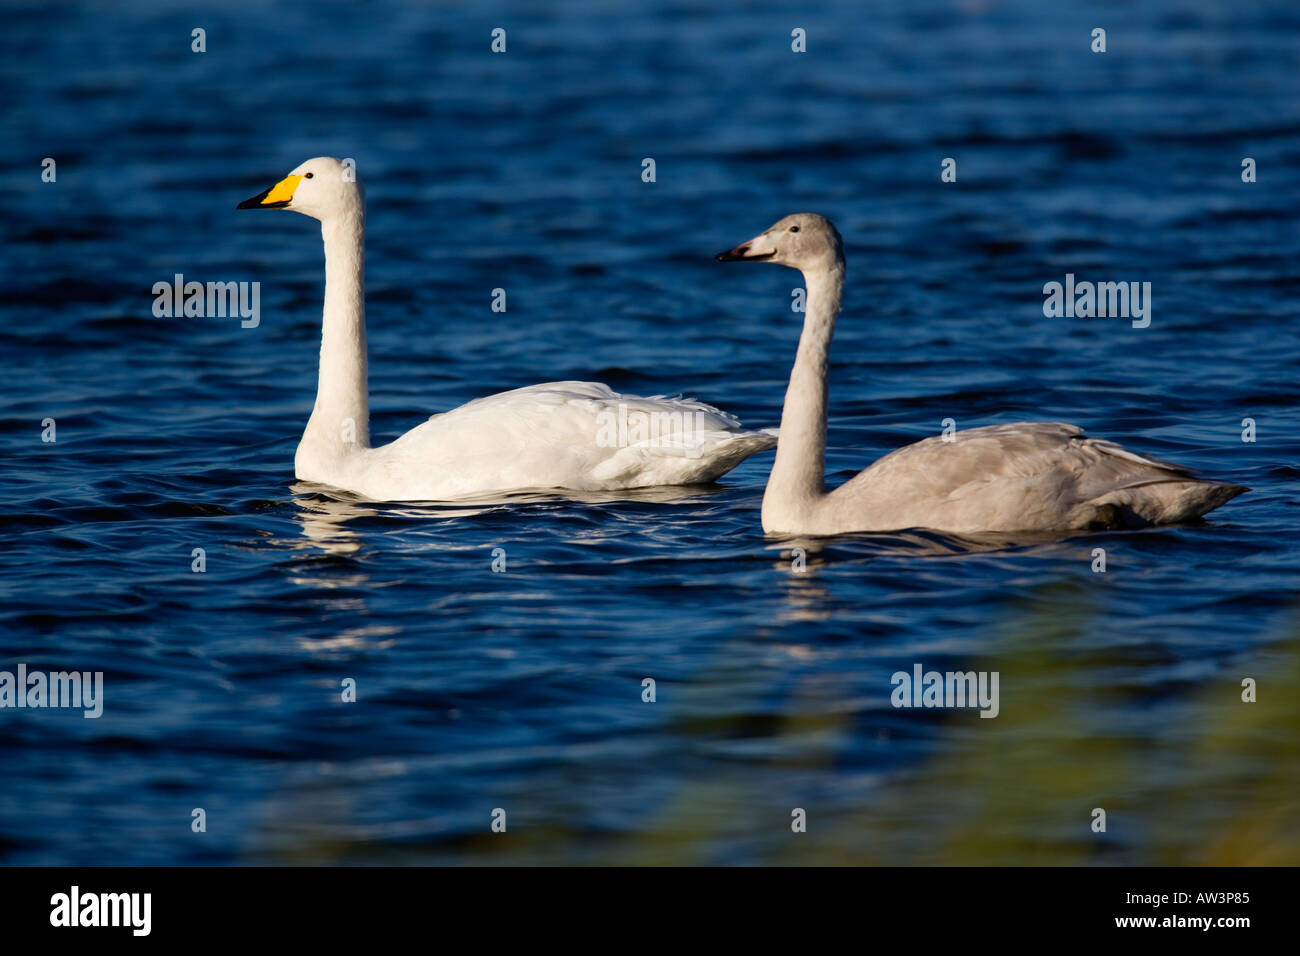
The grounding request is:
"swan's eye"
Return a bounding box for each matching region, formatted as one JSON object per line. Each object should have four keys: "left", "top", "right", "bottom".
{"left": 304, "top": 172, "right": 314, "bottom": 179}
{"left": 789, "top": 225, "right": 799, "bottom": 233}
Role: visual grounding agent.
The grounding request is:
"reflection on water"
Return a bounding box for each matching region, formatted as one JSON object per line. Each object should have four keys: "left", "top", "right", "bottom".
{"left": 290, "top": 480, "right": 732, "bottom": 554}
{"left": 291, "top": 485, "right": 377, "bottom": 557}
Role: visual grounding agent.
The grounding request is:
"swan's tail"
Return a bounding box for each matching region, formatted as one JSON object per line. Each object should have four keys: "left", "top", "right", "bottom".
{"left": 589, "top": 426, "right": 777, "bottom": 487}
{"left": 1058, "top": 434, "right": 1249, "bottom": 529}
{"left": 1075, "top": 478, "right": 1248, "bottom": 529}
{"left": 694, "top": 427, "right": 779, "bottom": 482}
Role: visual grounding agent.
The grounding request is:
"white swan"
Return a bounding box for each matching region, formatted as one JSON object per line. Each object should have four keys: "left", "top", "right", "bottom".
{"left": 716, "top": 213, "right": 1248, "bottom": 536}
{"left": 237, "top": 158, "right": 775, "bottom": 500}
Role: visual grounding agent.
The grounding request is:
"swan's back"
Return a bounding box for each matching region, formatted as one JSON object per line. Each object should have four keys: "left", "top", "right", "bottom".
{"left": 825, "top": 423, "right": 1246, "bottom": 534}
{"left": 356, "top": 381, "right": 776, "bottom": 500}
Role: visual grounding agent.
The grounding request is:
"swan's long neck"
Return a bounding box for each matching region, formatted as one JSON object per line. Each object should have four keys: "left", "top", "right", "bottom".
{"left": 763, "top": 262, "right": 843, "bottom": 525}
{"left": 301, "top": 207, "right": 370, "bottom": 460}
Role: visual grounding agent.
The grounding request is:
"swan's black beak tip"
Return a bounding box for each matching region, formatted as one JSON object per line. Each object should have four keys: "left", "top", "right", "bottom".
{"left": 237, "top": 185, "right": 290, "bottom": 210}
{"left": 716, "top": 244, "right": 774, "bottom": 263}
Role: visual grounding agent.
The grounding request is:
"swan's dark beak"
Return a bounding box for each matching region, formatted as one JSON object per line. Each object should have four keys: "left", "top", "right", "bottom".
{"left": 237, "top": 173, "right": 302, "bottom": 210}
{"left": 715, "top": 236, "right": 776, "bottom": 262}
{"left": 237, "top": 186, "right": 288, "bottom": 209}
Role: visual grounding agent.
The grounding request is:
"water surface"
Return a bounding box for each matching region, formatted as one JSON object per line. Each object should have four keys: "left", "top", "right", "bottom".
{"left": 1, "top": 0, "right": 1297, "bottom": 865}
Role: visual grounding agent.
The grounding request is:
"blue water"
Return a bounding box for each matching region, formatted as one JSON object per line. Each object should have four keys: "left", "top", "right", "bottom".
{"left": 1, "top": 0, "right": 1297, "bottom": 865}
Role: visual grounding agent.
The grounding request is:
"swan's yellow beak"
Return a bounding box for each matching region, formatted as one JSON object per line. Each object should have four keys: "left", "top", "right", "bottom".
{"left": 237, "top": 174, "right": 302, "bottom": 210}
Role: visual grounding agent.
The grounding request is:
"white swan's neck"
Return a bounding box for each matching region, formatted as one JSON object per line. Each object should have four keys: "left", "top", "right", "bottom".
{"left": 763, "top": 262, "right": 843, "bottom": 528}
{"left": 300, "top": 207, "right": 370, "bottom": 468}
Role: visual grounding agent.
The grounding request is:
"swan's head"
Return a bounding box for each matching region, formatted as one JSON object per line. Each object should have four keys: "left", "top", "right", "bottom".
{"left": 715, "top": 213, "right": 843, "bottom": 272}
{"left": 237, "top": 157, "right": 362, "bottom": 221}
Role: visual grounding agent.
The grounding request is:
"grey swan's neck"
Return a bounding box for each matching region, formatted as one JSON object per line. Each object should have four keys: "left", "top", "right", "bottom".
{"left": 762, "top": 261, "right": 844, "bottom": 529}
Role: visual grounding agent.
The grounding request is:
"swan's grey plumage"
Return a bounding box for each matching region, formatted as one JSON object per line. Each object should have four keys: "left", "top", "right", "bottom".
{"left": 717, "top": 213, "right": 1247, "bottom": 536}
{"left": 237, "top": 157, "right": 775, "bottom": 500}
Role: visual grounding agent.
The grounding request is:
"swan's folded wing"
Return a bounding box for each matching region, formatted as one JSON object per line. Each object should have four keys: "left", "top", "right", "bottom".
{"left": 833, "top": 422, "right": 1241, "bottom": 531}
{"left": 365, "top": 381, "right": 775, "bottom": 498}
{"left": 850, "top": 423, "right": 1193, "bottom": 491}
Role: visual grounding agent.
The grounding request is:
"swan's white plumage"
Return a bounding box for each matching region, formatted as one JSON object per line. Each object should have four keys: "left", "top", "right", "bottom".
{"left": 357, "top": 381, "right": 777, "bottom": 499}
{"left": 238, "top": 158, "right": 774, "bottom": 501}
{"left": 716, "top": 213, "right": 1247, "bottom": 536}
